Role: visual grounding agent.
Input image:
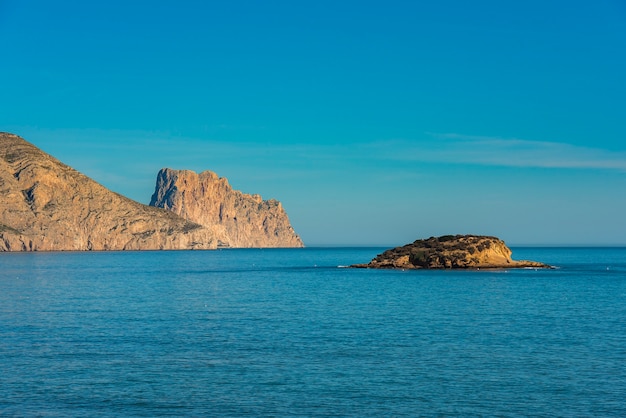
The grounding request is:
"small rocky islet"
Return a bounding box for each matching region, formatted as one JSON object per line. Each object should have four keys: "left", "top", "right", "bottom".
{"left": 351, "top": 235, "right": 552, "bottom": 270}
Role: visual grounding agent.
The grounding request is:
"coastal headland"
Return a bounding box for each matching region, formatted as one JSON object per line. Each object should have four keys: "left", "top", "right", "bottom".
{"left": 0, "top": 132, "right": 302, "bottom": 251}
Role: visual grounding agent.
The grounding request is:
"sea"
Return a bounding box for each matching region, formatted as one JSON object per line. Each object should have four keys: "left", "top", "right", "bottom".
{"left": 1, "top": 247, "right": 625, "bottom": 417}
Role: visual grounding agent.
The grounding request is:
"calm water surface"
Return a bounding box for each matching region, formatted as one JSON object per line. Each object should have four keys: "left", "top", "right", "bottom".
{"left": 1, "top": 247, "right": 625, "bottom": 416}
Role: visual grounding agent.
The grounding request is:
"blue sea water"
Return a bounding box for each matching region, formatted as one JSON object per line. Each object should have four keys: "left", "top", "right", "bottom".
{"left": 1, "top": 247, "right": 625, "bottom": 417}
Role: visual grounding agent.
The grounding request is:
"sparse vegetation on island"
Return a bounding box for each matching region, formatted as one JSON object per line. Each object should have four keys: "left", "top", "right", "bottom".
{"left": 351, "top": 235, "right": 551, "bottom": 270}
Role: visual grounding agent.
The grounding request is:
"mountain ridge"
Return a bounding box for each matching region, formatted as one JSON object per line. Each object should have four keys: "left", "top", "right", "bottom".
{"left": 0, "top": 133, "right": 300, "bottom": 251}
{"left": 149, "top": 168, "right": 303, "bottom": 248}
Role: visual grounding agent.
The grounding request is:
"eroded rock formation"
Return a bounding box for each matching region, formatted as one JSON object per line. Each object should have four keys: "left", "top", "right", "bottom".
{"left": 351, "top": 235, "right": 551, "bottom": 269}
{"left": 149, "top": 168, "right": 304, "bottom": 248}
{"left": 0, "top": 133, "right": 217, "bottom": 251}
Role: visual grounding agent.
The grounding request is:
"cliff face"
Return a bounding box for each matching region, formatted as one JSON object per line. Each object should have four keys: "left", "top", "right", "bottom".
{"left": 352, "top": 235, "right": 550, "bottom": 269}
{"left": 149, "top": 168, "right": 304, "bottom": 248}
{"left": 0, "top": 133, "right": 217, "bottom": 251}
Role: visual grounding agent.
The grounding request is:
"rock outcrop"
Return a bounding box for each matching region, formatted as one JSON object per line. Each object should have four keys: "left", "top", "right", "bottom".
{"left": 0, "top": 132, "right": 217, "bottom": 251}
{"left": 351, "top": 235, "right": 551, "bottom": 269}
{"left": 149, "top": 168, "right": 304, "bottom": 248}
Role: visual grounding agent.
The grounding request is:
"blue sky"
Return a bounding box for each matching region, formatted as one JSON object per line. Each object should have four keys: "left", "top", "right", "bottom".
{"left": 1, "top": 0, "right": 625, "bottom": 246}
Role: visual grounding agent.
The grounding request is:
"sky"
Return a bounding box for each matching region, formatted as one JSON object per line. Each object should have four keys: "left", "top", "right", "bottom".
{"left": 1, "top": 0, "right": 625, "bottom": 246}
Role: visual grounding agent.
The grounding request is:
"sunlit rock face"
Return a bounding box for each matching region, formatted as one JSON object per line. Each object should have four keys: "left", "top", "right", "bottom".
{"left": 149, "top": 168, "right": 304, "bottom": 248}
{"left": 351, "top": 235, "right": 551, "bottom": 269}
{"left": 0, "top": 133, "right": 217, "bottom": 251}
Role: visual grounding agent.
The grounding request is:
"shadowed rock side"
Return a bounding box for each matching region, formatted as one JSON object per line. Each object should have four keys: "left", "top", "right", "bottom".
{"left": 149, "top": 168, "right": 304, "bottom": 248}
{"left": 0, "top": 133, "right": 217, "bottom": 251}
{"left": 351, "top": 235, "right": 551, "bottom": 269}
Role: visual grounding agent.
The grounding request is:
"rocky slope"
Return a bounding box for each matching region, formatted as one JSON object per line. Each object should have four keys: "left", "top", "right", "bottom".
{"left": 149, "top": 168, "right": 304, "bottom": 248}
{"left": 0, "top": 132, "right": 217, "bottom": 251}
{"left": 351, "top": 235, "right": 551, "bottom": 269}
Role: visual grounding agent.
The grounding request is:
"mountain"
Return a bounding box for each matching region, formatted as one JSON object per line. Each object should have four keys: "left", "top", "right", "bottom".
{"left": 0, "top": 132, "right": 217, "bottom": 251}
{"left": 149, "top": 168, "right": 304, "bottom": 248}
{"left": 351, "top": 235, "right": 551, "bottom": 269}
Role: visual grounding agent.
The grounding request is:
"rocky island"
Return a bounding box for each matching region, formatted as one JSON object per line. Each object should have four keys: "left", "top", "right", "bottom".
{"left": 0, "top": 132, "right": 302, "bottom": 251}
{"left": 351, "top": 235, "right": 551, "bottom": 269}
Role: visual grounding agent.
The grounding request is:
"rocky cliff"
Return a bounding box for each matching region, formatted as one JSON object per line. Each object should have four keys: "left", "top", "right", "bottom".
{"left": 0, "top": 133, "right": 217, "bottom": 251}
{"left": 351, "top": 235, "right": 551, "bottom": 269}
{"left": 149, "top": 168, "right": 304, "bottom": 248}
